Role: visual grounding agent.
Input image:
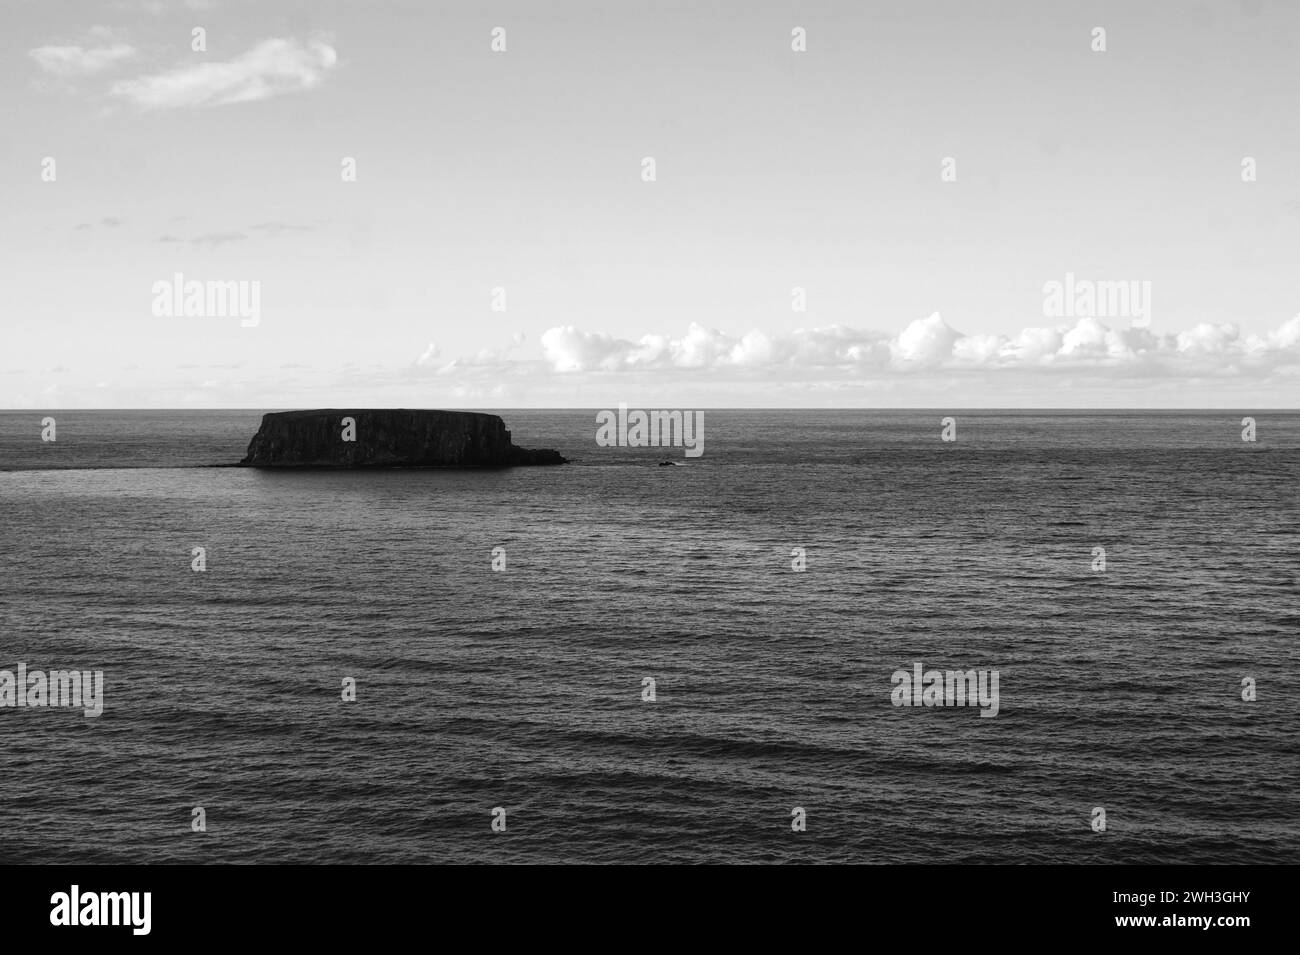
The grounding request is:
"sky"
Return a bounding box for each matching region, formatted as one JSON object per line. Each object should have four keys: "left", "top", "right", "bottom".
{"left": 2, "top": 0, "right": 1299, "bottom": 408}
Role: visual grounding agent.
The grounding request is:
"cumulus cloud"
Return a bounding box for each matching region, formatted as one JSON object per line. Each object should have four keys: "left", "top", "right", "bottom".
{"left": 535, "top": 313, "right": 1300, "bottom": 377}
{"left": 1176, "top": 322, "right": 1239, "bottom": 356}
{"left": 399, "top": 313, "right": 1298, "bottom": 407}
{"left": 1258, "top": 314, "right": 1300, "bottom": 351}
{"left": 890, "top": 312, "right": 961, "bottom": 365}
{"left": 111, "top": 38, "right": 338, "bottom": 109}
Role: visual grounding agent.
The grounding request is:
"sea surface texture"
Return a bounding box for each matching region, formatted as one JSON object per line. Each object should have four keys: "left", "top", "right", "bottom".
{"left": 0, "top": 410, "right": 1296, "bottom": 863}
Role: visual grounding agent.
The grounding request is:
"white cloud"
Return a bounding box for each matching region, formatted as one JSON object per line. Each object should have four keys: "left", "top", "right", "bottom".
{"left": 29, "top": 43, "right": 137, "bottom": 77}
{"left": 1176, "top": 322, "right": 1239, "bottom": 356}
{"left": 890, "top": 312, "right": 961, "bottom": 366}
{"left": 952, "top": 333, "right": 1002, "bottom": 364}
{"left": 111, "top": 38, "right": 338, "bottom": 110}
{"left": 537, "top": 327, "right": 630, "bottom": 372}
{"left": 533, "top": 313, "right": 1300, "bottom": 377}
{"left": 1002, "top": 325, "right": 1063, "bottom": 363}
{"left": 1258, "top": 314, "right": 1300, "bottom": 350}
{"left": 728, "top": 330, "right": 776, "bottom": 366}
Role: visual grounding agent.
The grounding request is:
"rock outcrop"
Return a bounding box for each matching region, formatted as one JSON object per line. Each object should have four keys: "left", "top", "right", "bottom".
{"left": 238, "top": 409, "right": 567, "bottom": 467}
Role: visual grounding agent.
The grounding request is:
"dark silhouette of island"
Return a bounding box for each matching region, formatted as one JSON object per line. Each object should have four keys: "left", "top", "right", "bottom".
{"left": 238, "top": 409, "right": 567, "bottom": 468}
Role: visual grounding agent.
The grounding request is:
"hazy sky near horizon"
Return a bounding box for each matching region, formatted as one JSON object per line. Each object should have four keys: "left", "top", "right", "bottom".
{"left": 2, "top": 0, "right": 1299, "bottom": 407}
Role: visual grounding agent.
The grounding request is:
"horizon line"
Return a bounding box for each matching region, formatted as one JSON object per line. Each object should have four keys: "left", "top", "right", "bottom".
{"left": 4, "top": 407, "right": 1299, "bottom": 414}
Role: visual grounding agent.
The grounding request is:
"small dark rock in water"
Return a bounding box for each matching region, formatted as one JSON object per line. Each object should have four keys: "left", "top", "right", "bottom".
{"left": 238, "top": 409, "right": 567, "bottom": 468}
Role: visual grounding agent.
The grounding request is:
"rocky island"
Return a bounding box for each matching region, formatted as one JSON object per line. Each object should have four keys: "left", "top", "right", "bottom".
{"left": 238, "top": 409, "right": 567, "bottom": 468}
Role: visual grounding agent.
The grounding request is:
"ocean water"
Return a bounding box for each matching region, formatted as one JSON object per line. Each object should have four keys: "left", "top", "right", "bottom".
{"left": 0, "top": 410, "right": 1296, "bottom": 864}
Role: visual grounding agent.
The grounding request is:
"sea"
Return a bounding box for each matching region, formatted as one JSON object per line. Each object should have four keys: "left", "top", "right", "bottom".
{"left": 0, "top": 410, "right": 1296, "bottom": 864}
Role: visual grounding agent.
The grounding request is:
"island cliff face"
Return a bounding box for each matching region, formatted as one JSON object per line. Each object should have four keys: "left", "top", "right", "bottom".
{"left": 238, "top": 409, "right": 567, "bottom": 467}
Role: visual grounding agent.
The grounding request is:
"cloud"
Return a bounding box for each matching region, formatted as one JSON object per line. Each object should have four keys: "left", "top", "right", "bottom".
{"left": 408, "top": 332, "right": 531, "bottom": 377}
{"left": 387, "top": 313, "right": 1300, "bottom": 409}
{"left": 111, "top": 38, "right": 338, "bottom": 110}
{"left": 534, "top": 313, "right": 1300, "bottom": 378}
{"left": 29, "top": 42, "right": 136, "bottom": 77}
{"left": 1258, "top": 314, "right": 1300, "bottom": 351}
{"left": 415, "top": 342, "right": 441, "bottom": 367}
{"left": 890, "top": 311, "right": 961, "bottom": 365}
{"left": 538, "top": 327, "right": 637, "bottom": 372}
